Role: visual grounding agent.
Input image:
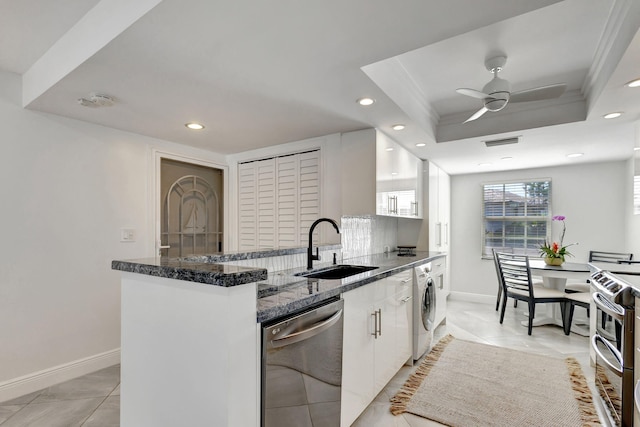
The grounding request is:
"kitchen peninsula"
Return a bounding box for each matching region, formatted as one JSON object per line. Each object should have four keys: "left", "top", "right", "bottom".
{"left": 112, "top": 247, "right": 446, "bottom": 427}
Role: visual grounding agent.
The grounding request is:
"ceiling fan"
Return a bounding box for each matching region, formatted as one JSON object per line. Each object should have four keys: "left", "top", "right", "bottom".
{"left": 456, "top": 55, "right": 566, "bottom": 123}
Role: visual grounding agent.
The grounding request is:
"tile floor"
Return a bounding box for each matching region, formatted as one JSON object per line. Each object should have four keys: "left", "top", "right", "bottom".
{"left": 351, "top": 298, "right": 597, "bottom": 427}
{"left": 0, "top": 299, "right": 597, "bottom": 426}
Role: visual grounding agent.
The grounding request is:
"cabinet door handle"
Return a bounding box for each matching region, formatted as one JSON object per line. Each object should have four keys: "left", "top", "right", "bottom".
{"left": 387, "top": 196, "right": 398, "bottom": 215}
{"left": 401, "top": 296, "right": 412, "bottom": 303}
{"left": 436, "top": 222, "right": 442, "bottom": 246}
{"left": 401, "top": 278, "right": 411, "bottom": 284}
{"left": 371, "top": 311, "right": 377, "bottom": 338}
{"left": 371, "top": 309, "right": 381, "bottom": 339}
{"left": 444, "top": 223, "right": 449, "bottom": 245}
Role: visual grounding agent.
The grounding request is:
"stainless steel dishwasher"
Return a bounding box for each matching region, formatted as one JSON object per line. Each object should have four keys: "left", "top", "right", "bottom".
{"left": 261, "top": 297, "right": 344, "bottom": 427}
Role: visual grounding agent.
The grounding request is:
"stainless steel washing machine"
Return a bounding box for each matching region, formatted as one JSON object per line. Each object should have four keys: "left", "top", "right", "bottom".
{"left": 413, "top": 263, "right": 435, "bottom": 360}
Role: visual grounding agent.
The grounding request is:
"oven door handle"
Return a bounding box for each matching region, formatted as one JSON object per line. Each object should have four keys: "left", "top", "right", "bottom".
{"left": 591, "top": 334, "right": 623, "bottom": 377}
{"left": 592, "top": 291, "right": 624, "bottom": 322}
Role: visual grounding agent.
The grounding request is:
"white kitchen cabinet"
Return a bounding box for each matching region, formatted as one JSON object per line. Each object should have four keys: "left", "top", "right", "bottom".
{"left": 427, "top": 161, "right": 450, "bottom": 297}
{"left": 341, "top": 270, "right": 413, "bottom": 426}
{"left": 341, "top": 128, "right": 422, "bottom": 218}
{"left": 428, "top": 160, "right": 451, "bottom": 253}
{"left": 431, "top": 256, "right": 448, "bottom": 325}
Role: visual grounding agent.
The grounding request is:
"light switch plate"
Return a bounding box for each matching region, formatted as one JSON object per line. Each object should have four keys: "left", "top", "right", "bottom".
{"left": 121, "top": 228, "right": 136, "bottom": 242}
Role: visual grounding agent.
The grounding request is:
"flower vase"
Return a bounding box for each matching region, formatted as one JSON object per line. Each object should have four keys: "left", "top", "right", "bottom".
{"left": 544, "top": 256, "right": 564, "bottom": 266}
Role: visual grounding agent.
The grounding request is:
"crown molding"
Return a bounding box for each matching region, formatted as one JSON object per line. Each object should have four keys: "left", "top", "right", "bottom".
{"left": 582, "top": 0, "right": 640, "bottom": 112}
{"left": 362, "top": 57, "right": 439, "bottom": 139}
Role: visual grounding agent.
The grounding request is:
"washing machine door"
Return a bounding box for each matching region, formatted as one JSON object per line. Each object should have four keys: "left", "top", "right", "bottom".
{"left": 422, "top": 277, "right": 436, "bottom": 331}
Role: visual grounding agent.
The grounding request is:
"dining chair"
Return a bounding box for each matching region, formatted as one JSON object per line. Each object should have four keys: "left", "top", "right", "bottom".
{"left": 492, "top": 249, "right": 505, "bottom": 311}
{"left": 495, "top": 252, "right": 567, "bottom": 335}
{"left": 589, "top": 250, "right": 633, "bottom": 263}
{"left": 492, "top": 248, "right": 543, "bottom": 311}
{"left": 563, "top": 291, "right": 591, "bottom": 335}
{"left": 565, "top": 250, "right": 633, "bottom": 292}
{"left": 564, "top": 250, "right": 632, "bottom": 327}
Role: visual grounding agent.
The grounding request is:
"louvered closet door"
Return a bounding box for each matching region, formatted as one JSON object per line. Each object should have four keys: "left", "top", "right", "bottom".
{"left": 276, "top": 151, "right": 320, "bottom": 247}
{"left": 277, "top": 156, "right": 298, "bottom": 248}
{"left": 298, "top": 151, "right": 320, "bottom": 245}
{"left": 257, "top": 159, "right": 276, "bottom": 248}
{"left": 238, "top": 162, "right": 257, "bottom": 250}
{"left": 238, "top": 150, "right": 320, "bottom": 250}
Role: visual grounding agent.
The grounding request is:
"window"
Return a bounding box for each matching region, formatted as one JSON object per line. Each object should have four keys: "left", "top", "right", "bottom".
{"left": 482, "top": 180, "right": 551, "bottom": 258}
{"left": 634, "top": 175, "right": 640, "bottom": 215}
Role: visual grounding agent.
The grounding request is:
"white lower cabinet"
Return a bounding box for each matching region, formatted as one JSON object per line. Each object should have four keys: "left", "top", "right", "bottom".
{"left": 341, "top": 270, "right": 413, "bottom": 426}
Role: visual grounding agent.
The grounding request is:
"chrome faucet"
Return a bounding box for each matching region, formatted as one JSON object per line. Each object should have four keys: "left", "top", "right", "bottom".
{"left": 307, "top": 218, "right": 340, "bottom": 270}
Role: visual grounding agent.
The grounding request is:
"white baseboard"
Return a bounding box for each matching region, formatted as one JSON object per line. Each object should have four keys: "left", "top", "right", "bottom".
{"left": 448, "top": 291, "right": 494, "bottom": 305}
{"left": 0, "top": 348, "right": 120, "bottom": 403}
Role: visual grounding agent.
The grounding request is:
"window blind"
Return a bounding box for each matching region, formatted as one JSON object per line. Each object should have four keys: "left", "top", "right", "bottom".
{"left": 634, "top": 175, "right": 640, "bottom": 215}
{"left": 482, "top": 180, "right": 551, "bottom": 258}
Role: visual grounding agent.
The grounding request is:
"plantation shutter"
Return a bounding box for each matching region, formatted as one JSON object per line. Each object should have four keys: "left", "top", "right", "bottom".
{"left": 277, "top": 155, "right": 298, "bottom": 247}
{"left": 257, "top": 158, "right": 276, "bottom": 248}
{"left": 238, "top": 150, "right": 320, "bottom": 250}
{"left": 238, "top": 162, "right": 257, "bottom": 250}
{"left": 298, "top": 151, "right": 320, "bottom": 245}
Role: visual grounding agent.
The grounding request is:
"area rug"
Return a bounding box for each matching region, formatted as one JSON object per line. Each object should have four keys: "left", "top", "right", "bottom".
{"left": 390, "top": 335, "right": 601, "bottom": 427}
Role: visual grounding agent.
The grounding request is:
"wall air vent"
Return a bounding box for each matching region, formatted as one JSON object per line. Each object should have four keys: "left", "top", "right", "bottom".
{"left": 484, "top": 137, "right": 519, "bottom": 147}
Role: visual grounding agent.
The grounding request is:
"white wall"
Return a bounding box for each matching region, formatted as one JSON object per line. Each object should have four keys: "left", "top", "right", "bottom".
{"left": 625, "top": 123, "right": 640, "bottom": 257}
{"left": 0, "top": 71, "right": 226, "bottom": 400}
{"left": 450, "top": 161, "right": 629, "bottom": 301}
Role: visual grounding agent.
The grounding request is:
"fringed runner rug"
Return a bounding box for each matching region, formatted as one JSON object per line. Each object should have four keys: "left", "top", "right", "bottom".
{"left": 390, "top": 335, "right": 601, "bottom": 427}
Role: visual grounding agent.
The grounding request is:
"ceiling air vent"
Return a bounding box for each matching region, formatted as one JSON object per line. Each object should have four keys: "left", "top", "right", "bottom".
{"left": 484, "top": 137, "right": 519, "bottom": 147}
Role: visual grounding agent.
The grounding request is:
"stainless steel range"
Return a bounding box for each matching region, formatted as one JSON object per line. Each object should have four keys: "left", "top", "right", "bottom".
{"left": 591, "top": 269, "right": 635, "bottom": 427}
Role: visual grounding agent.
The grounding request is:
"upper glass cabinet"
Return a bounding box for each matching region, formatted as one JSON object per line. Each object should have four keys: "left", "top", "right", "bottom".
{"left": 376, "top": 132, "right": 422, "bottom": 219}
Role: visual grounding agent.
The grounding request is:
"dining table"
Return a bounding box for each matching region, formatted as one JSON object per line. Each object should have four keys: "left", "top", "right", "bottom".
{"left": 526, "top": 260, "right": 591, "bottom": 335}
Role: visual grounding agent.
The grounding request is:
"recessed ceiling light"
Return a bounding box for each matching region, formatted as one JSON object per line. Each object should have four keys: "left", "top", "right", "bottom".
{"left": 357, "top": 97, "right": 375, "bottom": 106}
{"left": 385, "top": 147, "right": 394, "bottom": 152}
{"left": 501, "top": 156, "right": 513, "bottom": 161}
{"left": 567, "top": 153, "right": 583, "bottom": 158}
{"left": 416, "top": 143, "right": 426, "bottom": 147}
{"left": 634, "top": 147, "right": 640, "bottom": 151}
{"left": 626, "top": 79, "right": 640, "bottom": 88}
{"left": 478, "top": 162, "right": 492, "bottom": 167}
{"left": 185, "top": 122, "right": 205, "bottom": 130}
{"left": 603, "top": 112, "right": 623, "bottom": 119}
{"left": 392, "top": 124, "right": 405, "bottom": 131}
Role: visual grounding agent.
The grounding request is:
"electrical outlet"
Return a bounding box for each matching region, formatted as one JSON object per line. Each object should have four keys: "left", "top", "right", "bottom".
{"left": 120, "top": 228, "right": 136, "bottom": 242}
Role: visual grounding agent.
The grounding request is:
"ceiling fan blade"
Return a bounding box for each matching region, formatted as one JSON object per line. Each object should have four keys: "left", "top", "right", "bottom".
{"left": 509, "top": 83, "right": 566, "bottom": 103}
{"left": 456, "top": 88, "right": 490, "bottom": 100}
{"left": 464, "top": 107, "right": 488, "bottom": 123}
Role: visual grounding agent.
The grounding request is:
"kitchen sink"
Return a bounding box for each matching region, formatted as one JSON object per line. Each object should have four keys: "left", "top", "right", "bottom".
{"left": 296, "top": 264, "right": 379, "bottom": 280}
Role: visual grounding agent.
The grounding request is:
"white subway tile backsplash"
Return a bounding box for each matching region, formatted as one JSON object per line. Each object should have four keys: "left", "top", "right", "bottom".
{"left": 224, "top": 215, "right": 397, "bottom": 272}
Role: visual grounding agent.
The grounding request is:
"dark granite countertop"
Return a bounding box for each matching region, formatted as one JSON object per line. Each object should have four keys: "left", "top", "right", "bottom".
{"left": 182, "top": 244, "right": 341, "bottom": 263}
{"left": 111, "top": 244, "right": 342, "bottom": 287}
{"left": 112, "top": 248, "right": 447, "bottom": 323}
{"left": 256, "top": 251, "right": 446, "bottom": 323}
{"left": 111, "top": 257, "right": 268, "bottom": 287}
